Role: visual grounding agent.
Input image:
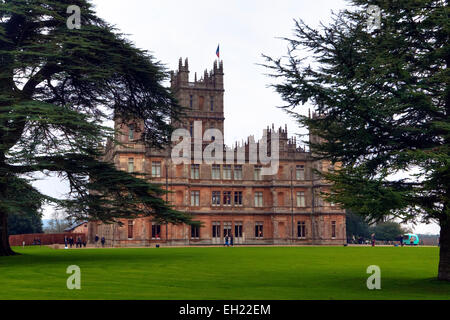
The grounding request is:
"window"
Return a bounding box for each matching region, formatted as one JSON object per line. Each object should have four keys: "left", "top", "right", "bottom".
{"left": 298, "top": 221, "right": 306, "bottom": 238}
{"left": 254, "top": 166, "right": 262, "bottom": 180}
{"left": 212, "top": 164, "right": 221, "bottom": 180}
{"left": 190, "top": 191, "right": 200, "bottom": 206}
{"left": 234, "top": 191, "right": 243, "bottom": 206}
{"left": 296, "top": 192, "right": 306, "bottom": 207}
{"left": 223, "top": 222, "right": 232, "bottom": 237}
{"left": 296, "top": 165, "right": 305, "bottom": 180}
{"left": 189, "top": 95, "right": 193, "bottom": 109}
{"left": 191, "top": 224, "right": 200, "bottom": 239}
{"left": 191, "top": 164, "right": 199, "bottom": 179}
{"left": 234, "top": 165, "right": 243, "bottom": 180}
{"left": 223, "top": 165, "right": 232, "bottom": 180}
{"left": 255, "top": 222, "right": 264, "bottom": 238}
{"left": 212, "top": 222, "right": 221, "bottom": 238}
{"left": 128, "top": 158, "right": 134, "bottom": 173}
{"left": 210, "top": 96, "right": 214, "bottom": 111}
{"left": 235, "top": 222, "right": 243, "bottom": 238}
{"left": 331, "top": 221, "right": 336, "bottom": 238}
{"left": 152, "top": 224, "right": 161, "bottom": 239}
{"left": 223, "top": 191, "right": 232, "bottom": 206}
{"left": 127, "top": 220, "right": 133, "bottom": 239}
{"left": 189, "top": 122, "right": 193, "bottom": 136}
{"left": 212, "top": 191, "right": 221, "bottom": 206}
{"left": 128, "top": 124, "right": 134, "bottom": 140}
{"left": 254, "top": 192, "right": 263, "bottom": 207}
{"left": 152, "top": 162, "right": 161, "bottom": 177}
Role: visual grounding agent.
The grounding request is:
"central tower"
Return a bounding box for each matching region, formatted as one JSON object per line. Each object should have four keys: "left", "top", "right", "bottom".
{"left": 170, "top": 58, "right": 225, "bottom": 144}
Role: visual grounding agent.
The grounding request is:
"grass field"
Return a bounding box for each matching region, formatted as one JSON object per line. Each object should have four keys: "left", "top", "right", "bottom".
{"left": 0, "top": 246, "right": 449, "bottom": 300}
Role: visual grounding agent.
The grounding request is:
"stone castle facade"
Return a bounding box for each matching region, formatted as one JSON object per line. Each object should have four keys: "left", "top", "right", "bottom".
{"left": 90, "top": 58, "right": 346, "bottom": 246}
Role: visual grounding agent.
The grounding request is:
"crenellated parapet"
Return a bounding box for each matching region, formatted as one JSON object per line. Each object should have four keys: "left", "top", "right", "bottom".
{"left": 170, "top": 58, "right": 224, "bottom": 90}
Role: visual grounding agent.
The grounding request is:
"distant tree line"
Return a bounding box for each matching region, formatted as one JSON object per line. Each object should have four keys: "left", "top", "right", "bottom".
{"left": 7, "top": 211, "right": 43, "bottom": 235}
{"left": 346, "top": 211, "right": 410, "bottom": 242}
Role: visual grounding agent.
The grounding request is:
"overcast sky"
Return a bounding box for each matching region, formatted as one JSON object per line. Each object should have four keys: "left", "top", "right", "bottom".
{"left": 35, "top": 0, "right": 440, "bottom": 234}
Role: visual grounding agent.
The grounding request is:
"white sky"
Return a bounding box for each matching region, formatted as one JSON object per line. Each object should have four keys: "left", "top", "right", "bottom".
{"left": 35, "top": 0, "right": 440, "bottom": 234}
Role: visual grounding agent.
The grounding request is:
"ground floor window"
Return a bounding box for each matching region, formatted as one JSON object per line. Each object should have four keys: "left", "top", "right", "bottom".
{"left": 212, "top": 222, "right": 221, "bottom": 238}
{"left": 191, "top": 224, "right": 200, "bottom": 239}
{"left": 235, "top": 222, "right": 243, "bottom": 238}
{"left": 297, "top": 221, "right": 306, "bottom": 239}
{"left": 331, "top": 221, "right": 336, "bottom": 238}
{"left": 152, "top": 224, "right": 161, "bottom": 239}
{"left": 223, "top": 222, "right": 232, "bottom": 237}
{"left": 255, "top": 222, "right": 264, "bottom": 238}
{"left": 127, "top": 220, "right": 134, "bottom": 239}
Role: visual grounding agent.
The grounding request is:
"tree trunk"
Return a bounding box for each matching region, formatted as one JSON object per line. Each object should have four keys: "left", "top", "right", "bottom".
{"left": 438, "top": 217, "right": 450, "bottom": 281}
{"left": 0, "top": 212, "right": 16, "bottom": 256}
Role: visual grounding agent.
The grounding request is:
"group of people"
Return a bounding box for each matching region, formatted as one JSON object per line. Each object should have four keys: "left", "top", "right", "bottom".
{"left": 64, "top": 236, "right": 87, "bottom": 249}
{"left": 224, "top": 235, "right": 234, "bottom": 247}
{"left": 63, "top": 234, "right": 106, "bottom": 248}
{"left": 94, "top": 234, "right": 106, "bottom": 247}
{"left": 349, "top": 234, "right": 377, "bottom": 246}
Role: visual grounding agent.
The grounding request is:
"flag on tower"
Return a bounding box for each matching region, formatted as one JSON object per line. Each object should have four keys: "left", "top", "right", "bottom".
{"left": 216, "top": 44, "right": 220, "bottom": 58}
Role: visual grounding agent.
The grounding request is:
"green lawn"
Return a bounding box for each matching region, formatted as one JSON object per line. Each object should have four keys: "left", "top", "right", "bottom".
{"left": 0, "top": 246, "right": 448, "bottom": 300}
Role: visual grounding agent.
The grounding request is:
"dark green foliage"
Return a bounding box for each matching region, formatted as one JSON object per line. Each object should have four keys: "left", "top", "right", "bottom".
{"left": 346, "top": 211, "right": 371, "bottom": 239}
{"left": 265, "top": 0, "right": 449, "bottom": 279}
{"left": 370, "top": 222, "right": 409, "bottom": 241}
{"left": 0, "top": 0, "right": 192, "bottom": 255}
{"left": 7, "top": 210, "right": 43, "bottom": 235}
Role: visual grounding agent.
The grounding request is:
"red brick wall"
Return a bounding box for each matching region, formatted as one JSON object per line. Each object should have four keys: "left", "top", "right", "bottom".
{"left": 9, "top": 233, "right": 86, "bottom": 246}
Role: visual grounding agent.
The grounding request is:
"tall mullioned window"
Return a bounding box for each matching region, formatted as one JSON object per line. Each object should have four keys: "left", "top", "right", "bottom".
{"left": 235, "top": 222, "right": 243, "bottom": 238}
{"left": 190, "top": 191, "right": 200, "bottom": 206}
{"left": 212, "top": 191, "right": 221, "bottom": 206}
{"left": 234, "top": 165, "right": 243, "bottom": 180}
{"left": 296, "top": 192, "right": 306, "bottom": 207}
{"left": 152, "top": 162, "right": 161, "bottom": 177}
{"left": 223, "top": 191, "right": 232, "bottom": 206}
{"left": 191, "top": 224, "right": 200, "bottom": 239}
{"left": 127, "top": 220, "right": 134, "bottom": 239}
{"left": 296, "top": 165, "right": 305, "bottom": 180}
{"left": 128, "top": 124, "right": 134, "bottom": 140}
{"left": 234, "top": 191, "right": 243, "bottom": 206}
{"left": 223, "top": 165, "right": 232, "bottom": 180}
{"left": 223, "top": 222, "right": 232, "bottom": 237}
{"left": 298, "top": 221, "right": 306, "bottom": 238}
{"left": 191, "top": 164, "right": 200, "bottom": 179}
{"left": 212, "top": 164, "right": 221, "bottom": 179}
{"left": 210, "top": 96, "right": 214, "bottom": 111}
{"left": 189, "top": 95, "right": 193, "bottom": 108}
{"left": 212, "top": 222, "right": 221, "bottom": 238}
{"left": 255, "top": 222, "right": 264, "bottom": 238}
{"left": 254, "top": 192, "right": 263, "bottom": 207}
{"left": 254, "top": 166, "right": 262, "bottom": 180}
{"left": 128, "top": 158, "right": 134, "bottom": 173}
{"left": 331, "top": 221, "right": 337, "bottom": 238}
{"left": 152, "top": 224, "right": 161, "bottom": 239}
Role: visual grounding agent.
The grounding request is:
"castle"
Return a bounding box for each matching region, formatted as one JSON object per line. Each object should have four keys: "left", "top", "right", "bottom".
{"left": 90, "top": 58, "right": 346, "bottom": 246}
